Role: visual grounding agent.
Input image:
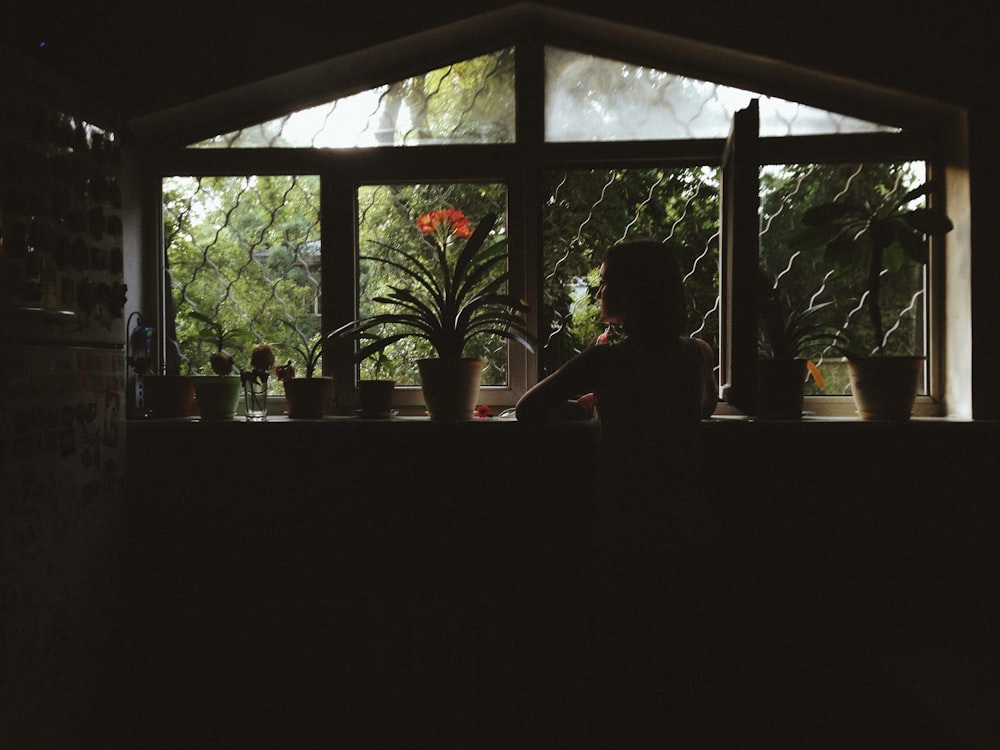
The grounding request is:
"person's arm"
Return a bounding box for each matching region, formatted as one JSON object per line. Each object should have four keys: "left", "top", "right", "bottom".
{"left": 515, "top": 347, "right": 601, "bottom": 423}
{"left": 695, "top": 337, "right": 718, "bottom": 419}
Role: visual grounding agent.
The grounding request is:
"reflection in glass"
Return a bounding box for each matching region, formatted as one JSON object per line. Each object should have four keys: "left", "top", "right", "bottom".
{"left": 545, "top": 47, "right": 898, "bottom": 142}
{"left": 192, "top": 49, "right": 516, "bottom": 149}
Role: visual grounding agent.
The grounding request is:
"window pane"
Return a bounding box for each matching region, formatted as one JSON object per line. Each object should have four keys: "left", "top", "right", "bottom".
{"left": 163, "top": 175, "right": 322, "bottom": 389}
{"left": 758, "top": 162, "right": 928, "bottom": 396}
{"left": 545, "top": 47, "right": 898, "bottom": 141}
{"left": 356, "top": 182, "right": 510, "bottom": 386}
{"left": 192, "top": 49, "right": 516, "bottom": 148}
{"left": 540, "top": 167, "right": 720, "bottom": 377}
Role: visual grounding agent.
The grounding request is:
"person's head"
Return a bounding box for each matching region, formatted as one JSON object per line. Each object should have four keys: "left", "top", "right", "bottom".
{"left": 597, "top": 240, "right": 689, "bottom": 337}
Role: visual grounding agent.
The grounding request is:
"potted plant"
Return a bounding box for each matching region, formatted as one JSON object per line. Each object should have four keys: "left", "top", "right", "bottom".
{"left": 139, "top": 367, "right": 196, "bottom": 419}
{"left": 127, "top": 317, "right": 196, "bottom": 418}
{"left": 188, "top": 310, "right": 252, "bottom": 419}
{"left": 356, "top": 342, "right": 397, "bottom": 418}
{"left": 275, "top": 326, "right": 334, "bottom": 419}
{"left": 756, "top": 270, "right": 839, "bottom": 419}
{"left": 330, "top": 209, "right": 535, "bottom": 420}
{"left": 793, "top": 180, "right": 954, "bottom": 419}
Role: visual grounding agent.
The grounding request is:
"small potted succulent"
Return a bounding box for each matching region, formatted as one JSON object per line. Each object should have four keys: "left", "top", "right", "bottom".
{"left": 274, "top": 326, "right": 334, "bottom": 419}
{"left": 330, "top": 209, "right": 535, "bottom": 420}
{"left": 793, "top": 180, "right": 953, "bottom": 419}
{"left": 189, "top": 311, "right": 252, "bottom": 419}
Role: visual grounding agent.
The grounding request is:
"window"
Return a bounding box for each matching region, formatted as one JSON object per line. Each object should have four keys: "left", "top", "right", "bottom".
{"left": 540, "top": 167, "right": 720, "bottom": 376}
{"left": 758, "top": 161, "right": 931, "bottom": 397}
{"left": 190, "top": 49, "right": 516, "bottom": 148}
{"left": 356, "top": 181, "right": 510, "bottom": 385}
{"left": 142, "top": 15, "right": 960, "bottom": 416}
{"left": 163, "top": 175, "right": 321, "bottom": 393}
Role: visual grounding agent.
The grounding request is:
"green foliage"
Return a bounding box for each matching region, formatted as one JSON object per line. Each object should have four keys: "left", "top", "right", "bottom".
{"left": 756, "top": 269, "right": 840, "bottom": 361}
{"left": 279, "top": 321, "right": 324, "bottom": 377}
{"left": 540, "top": 166, "right": 721, "bottom": 376}
{"left": 164, "top": 174, "right": 321, "bottom": 381}
{"left": 354, "top": 183, "right": 514, "bottom": 384}
{"left": 188, "top": 310, "right": 253, "bottom": 352}
{"left": 793, "top": 179, "right": 953, "bottom": 356}
{"left": 331, "top": 211, "right": 535, "bottom": 369}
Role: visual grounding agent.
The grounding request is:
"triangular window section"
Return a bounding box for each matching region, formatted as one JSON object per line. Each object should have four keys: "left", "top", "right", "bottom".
{"left": 544, "top": 47, "right": 898, "bottom": 140}
{"left": 190, "top": 48, "right": 516, "bottom": 148}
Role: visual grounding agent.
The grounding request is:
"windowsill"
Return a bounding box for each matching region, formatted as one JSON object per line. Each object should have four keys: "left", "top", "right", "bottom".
{"left": 126, "top": 413, "right": 990, "bottom": 427}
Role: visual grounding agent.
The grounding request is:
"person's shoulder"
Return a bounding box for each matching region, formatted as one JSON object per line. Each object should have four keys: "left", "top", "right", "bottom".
{"left": 687, "top": 337, "right": 715, "bottom": 358}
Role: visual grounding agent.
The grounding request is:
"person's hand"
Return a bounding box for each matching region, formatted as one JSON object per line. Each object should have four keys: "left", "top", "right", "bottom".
{"left": 568, "top": 393, "right": 595, "bottom": 420}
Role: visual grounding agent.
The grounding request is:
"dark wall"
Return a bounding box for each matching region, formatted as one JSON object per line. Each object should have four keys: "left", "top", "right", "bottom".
{"left": 124, "top": 417, "right": 1000, "bottom": 745}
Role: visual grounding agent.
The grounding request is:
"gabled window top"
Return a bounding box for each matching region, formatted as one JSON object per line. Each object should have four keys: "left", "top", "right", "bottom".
{"left": 190, "top": 48, "right": 516, "bottom": 149}
{"left": 544, "top": 48, "right": 898, "bottom": 141}
{"left": 188, "top": 45, "right": 896, "bottom": 150}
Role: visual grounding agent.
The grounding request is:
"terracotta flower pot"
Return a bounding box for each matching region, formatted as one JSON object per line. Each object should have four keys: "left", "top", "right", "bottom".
{"left": 142, "top": 375, "right": 195, "bottom": 418}
{"left": 283, "top": 376, "right": 334, "bottom": 419}
{"left": 417, "top": 358, "right": 482, "bottom": 420}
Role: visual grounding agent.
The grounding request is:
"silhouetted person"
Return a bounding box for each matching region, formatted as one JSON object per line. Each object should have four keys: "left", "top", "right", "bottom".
{"left": 516, "top": 239, "right": 727, "bottom": 744}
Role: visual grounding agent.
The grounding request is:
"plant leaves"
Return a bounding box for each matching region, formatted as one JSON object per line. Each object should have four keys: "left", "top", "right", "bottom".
{"left": 903, "top": 208, "right": 954, "bottom": 236}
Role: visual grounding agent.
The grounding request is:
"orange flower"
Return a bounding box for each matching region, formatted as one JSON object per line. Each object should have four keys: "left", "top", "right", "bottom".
{"left": 475, "top": 404, "right": 493, "bottom": 419}
{"left": 416, "top": 208, "right": 473, "bottom": 244}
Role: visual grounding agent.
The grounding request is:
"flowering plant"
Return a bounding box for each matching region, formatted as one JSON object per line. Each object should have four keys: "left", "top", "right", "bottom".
{"left": 330, "top": 209, "right": 535, "bottom": 361}
{"left": 243, "top": 343, "right": 275, "bottom": 388}
{"left": 189, "top": 310, "right": 254, "bottom": 375}
{"left": 276, "top": 322, "right": 324, "bottom": 379}
{"left": 241, "top": 343, "right": 275, "bottom": 419}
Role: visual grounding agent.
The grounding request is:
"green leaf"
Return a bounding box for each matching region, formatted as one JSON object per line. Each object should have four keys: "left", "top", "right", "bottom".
{"left": 789, "top": 223, "right": 844, "bottom": 252}
{"left": 883, "top": 241, "right": 905, "bottom": 273}
{"left": 903, "top": 208, "right": 954, "bottom": 236}
{"left": 898, "top": 227, "right": 929, "bottom": 265}
{"left": 824, "top": 232, "right": 856, "bottom": 268}
{"left": 801, "top": 202, "right": 856, "bottom": 226}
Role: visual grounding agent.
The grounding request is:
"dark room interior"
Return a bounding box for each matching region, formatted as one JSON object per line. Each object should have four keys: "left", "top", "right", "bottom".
{"left": 3, "top": 1, "right": 999, "bottom": 747}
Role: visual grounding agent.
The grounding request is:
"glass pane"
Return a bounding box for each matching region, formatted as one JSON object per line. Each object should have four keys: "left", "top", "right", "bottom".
{"left": 356, "top": 182, "right": 509, "bottom": 386}
{"left": 192, "top": 48, "right": 516, "bottom": 148}
{"left": 545, "top": 47, "right": 898, "bottom": 142}
{"left": 758, "top": 162, "right": 929, "bottom": 396}
{"left": 540, "top": 167, "right": 720, "bottom": 378}
{"left": 163, "top": 175, "right": 322, "bottom": 392}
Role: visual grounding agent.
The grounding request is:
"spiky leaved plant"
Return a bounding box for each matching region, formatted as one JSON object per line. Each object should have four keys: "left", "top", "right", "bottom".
{"left": 330, "top": 210, "right": 535, "bottom": 362}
